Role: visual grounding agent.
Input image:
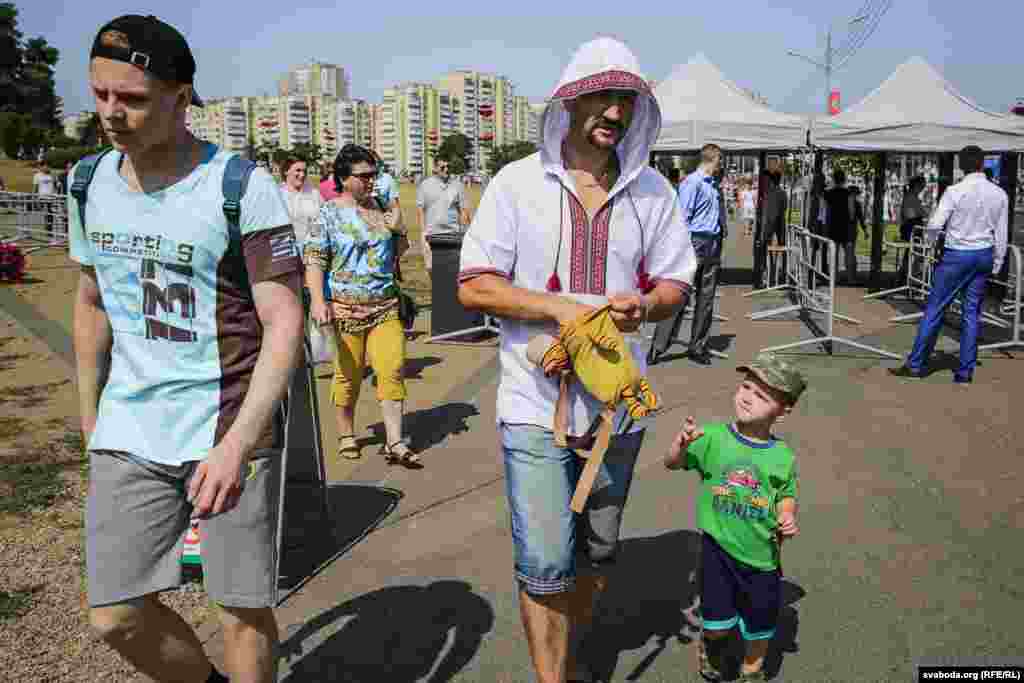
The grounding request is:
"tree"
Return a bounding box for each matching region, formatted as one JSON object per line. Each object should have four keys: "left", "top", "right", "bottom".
{"left": 0, "top": 111, "right": 27, "bottom": 158}
{"left": 488, "top": 141, "right": 536, "bottom": 176}
{"left": 0, "top": 5, "right": 60, "bottom": 130}
{"left": 289, "top": 142, "right": 323, "bottom": 166}
{"left": 79, "top": 112, "right": 107, "bottom": 149}
{"left": 433, "top": 133, "right": 473, "bottom": 175}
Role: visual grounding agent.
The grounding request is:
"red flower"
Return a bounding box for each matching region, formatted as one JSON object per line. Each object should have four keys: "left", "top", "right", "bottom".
{"left": 0, "top": 243, "right": 27, "bottom": 282}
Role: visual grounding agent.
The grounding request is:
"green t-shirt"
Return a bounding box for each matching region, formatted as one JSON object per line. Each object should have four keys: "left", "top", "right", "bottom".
{"left": 684, "top": 422, "right": 798, "bottom": 570}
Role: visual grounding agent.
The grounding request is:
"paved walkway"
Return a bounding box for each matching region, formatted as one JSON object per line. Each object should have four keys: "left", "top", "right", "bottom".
{"left": 3, "top": 223, "right": 1023, "bottom": 681}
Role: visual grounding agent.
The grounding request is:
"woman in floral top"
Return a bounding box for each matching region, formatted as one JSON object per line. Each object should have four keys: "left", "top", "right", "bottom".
{"left": 305, "top": 145, "right": 420, "bottom": 466}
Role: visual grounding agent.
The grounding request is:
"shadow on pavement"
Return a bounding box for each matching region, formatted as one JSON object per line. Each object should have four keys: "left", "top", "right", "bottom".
{"left": 587, "top": 529, "right": 702, "bottom": 681}
{"left": 279, "top": 580, "right": 494, "bottom": 682}
{"left": 277, "top": 483, "right": 403, "bottom": 601}
{"left": 404, "top": 355, "right": 443, "bottom": 379}
{"left": 587, "top": 530, "right": 805, "bottom": 682}
{"left": 720, "top": 266, "right": 754, "bottom": 287}
{"left": 365, "top": 401, "right": 479, "bottom": 453}
{"left": 763, "top": 580, "right": 804, "bottom": 680}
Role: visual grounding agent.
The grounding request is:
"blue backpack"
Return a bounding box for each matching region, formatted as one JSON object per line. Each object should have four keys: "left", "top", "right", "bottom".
{"left": 68, "top": 149, "right": 256, "bottom": 248}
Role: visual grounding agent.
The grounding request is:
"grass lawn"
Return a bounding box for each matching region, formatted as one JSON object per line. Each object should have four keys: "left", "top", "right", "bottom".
{"left": 0, "top": 159, "right": 38, "bottom": 193}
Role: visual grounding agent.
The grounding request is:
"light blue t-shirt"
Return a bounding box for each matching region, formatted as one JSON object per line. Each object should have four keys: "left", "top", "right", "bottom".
{"left": 68, "top": 144, "right": 300, "bottom": 466}
{"left": 305, "top": 203, "right": 399, "bottom": 303}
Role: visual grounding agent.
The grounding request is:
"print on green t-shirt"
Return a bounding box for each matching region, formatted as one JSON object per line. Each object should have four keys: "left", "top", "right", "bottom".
{"left": 685, "top": 422, "right": 798, "bottom": 571}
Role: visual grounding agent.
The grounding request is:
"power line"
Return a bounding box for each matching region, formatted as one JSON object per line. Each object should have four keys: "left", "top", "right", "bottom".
{"left": 785, "top": 1, "right": 894, "bottom": 113}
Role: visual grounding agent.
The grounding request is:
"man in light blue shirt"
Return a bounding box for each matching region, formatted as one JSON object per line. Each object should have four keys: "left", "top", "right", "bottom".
{"left": 649, "top": 144, "right": 726, "bottom": 366}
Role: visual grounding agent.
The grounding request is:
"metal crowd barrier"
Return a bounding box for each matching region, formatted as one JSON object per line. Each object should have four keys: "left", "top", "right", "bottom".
{"left": 744, "top": 224, "right": 901, "bottom": 359}
{"left": 979, "top": 244, "right": 1023, "bottom": 354}
{"left": 0, "top": 192, "right": 70, "bottom": 254}
{"left": 866, "top": 226, "right": 1009, "bottom": 330}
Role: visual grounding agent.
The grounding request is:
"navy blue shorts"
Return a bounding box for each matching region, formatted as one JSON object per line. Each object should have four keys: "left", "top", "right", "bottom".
{"left": 701, "top": 533, "right": 780, "bottom": 641}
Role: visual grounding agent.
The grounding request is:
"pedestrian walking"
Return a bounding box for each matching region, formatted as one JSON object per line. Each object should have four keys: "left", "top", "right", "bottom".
{"left": 416, "top": 158, "right": 468, "bottom": 272}
{"left": 458, "top": 37, "right": 696, "bottom": 683}
{"left": 71, "top": 15, "right": 303, "bottom": 683}
{"left": 649, "top": 143, "right": 726, "bottom": 366}
{"left": 280, "top": 156, "right": 322, "bottom": 247}
{"left": 824, "top": 168, "right": 856, "bottom": 284}
{"left": 305, "top": 144, "right": 419, "bottom": 466}
{"left": 890, "top": 145, "right": 1009, "bottom": 384}
{"left": 664, "top": 354, "right": 804, "bottom": 682}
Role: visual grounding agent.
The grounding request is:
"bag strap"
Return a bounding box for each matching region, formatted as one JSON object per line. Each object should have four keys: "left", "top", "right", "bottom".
{"left": 222, "top": 154, "right": 257, "bottom": 248}
{"left": 68, "top": 149, "right": 113, "bottom": 229}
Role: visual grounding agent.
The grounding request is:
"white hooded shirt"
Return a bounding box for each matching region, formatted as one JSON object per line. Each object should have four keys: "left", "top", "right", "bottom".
{"left": 459, "top": 37, "right": 697, "bottom": 435}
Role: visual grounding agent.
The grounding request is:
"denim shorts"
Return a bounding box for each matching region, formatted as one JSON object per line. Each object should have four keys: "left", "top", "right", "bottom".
{"left": 501, "top": 422, "right": 644, "bottom": 595}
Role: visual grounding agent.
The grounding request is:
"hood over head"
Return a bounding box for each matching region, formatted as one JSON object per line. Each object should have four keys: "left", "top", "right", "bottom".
{"left": 540, "top": 37, "right": 661, "bottom": 188}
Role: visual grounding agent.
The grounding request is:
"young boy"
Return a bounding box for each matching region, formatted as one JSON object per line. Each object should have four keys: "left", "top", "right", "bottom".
{"left": 664, "top": 353, "right": 805, "bottom": 682}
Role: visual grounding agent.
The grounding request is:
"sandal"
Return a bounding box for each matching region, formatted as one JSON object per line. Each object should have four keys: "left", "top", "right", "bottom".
{"left": 336, "top": 434, "right": 361, "bottom": 460}
{"left": 697, "top": 636, "right": 726, "bottom": 682}
{"left": 381, "top": 440, "right": 423, "bottom": 469}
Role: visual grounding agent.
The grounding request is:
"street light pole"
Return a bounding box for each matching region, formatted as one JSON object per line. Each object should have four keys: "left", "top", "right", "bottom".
{"left": 787, "top": 13, "right": 869, "bottom": 114}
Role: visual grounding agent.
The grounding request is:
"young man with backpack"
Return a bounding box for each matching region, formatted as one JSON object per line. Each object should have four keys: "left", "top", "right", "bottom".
{"left": 70, "top": 15, "right": 303, "bottom": 682}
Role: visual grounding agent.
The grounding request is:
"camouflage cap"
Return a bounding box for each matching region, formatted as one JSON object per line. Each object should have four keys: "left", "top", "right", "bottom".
{"left": 736, "top": 353, "right": 806, "bottom": 402}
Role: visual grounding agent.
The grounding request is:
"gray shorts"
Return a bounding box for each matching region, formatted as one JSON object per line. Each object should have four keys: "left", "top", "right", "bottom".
{"left": 86, "top": 449, "right": 281, "bottom": 609}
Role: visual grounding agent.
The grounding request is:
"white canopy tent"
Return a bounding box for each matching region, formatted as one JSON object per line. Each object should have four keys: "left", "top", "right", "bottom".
{"left": 653, "top": 53, "right": 809, "bottom": 152}
{"left": 811, "top": 57, "right": 1024, "bottom": 153}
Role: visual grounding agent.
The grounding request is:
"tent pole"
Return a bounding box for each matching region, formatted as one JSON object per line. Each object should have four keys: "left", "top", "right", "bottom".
{"left": 869, "top": 152, "right": 887, "bottom": 290}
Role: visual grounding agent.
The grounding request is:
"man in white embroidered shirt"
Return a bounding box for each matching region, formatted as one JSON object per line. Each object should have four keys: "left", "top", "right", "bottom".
{"left": 890, "top": 145, "right": 1009, "bottom": 384}
{"left": 457, "top": 37, "right": 696, "bottom": 683}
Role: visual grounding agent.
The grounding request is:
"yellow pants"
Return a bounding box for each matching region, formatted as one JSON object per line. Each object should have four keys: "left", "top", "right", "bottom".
{"left": 330, "top": 318, "right": 407, "bottom": 408}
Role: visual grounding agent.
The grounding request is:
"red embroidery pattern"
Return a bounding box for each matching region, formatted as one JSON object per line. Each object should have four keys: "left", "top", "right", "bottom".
{"left": 567, "top": 194, "right": 588, "bottom": 293}
{"left": 589, "top": 199, "right": 614, "bottom": 295}
{"left": 552, "top": 70, "right": 650, "bottom": 101}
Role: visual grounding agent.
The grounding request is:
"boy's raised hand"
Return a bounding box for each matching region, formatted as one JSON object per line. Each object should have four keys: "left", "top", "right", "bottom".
{"left": 777, "top": 509, "right": 799, "bottom": 537}
{"left": 665, "top": 416, "right": 703, "bottom": 469}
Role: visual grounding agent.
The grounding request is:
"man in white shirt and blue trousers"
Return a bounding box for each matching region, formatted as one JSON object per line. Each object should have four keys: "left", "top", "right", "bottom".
{"left": 649, "top": 144, "right": 726, "bottom": 366}
{"left": 890, "top": 145, "right": 1009, "bottom": 384}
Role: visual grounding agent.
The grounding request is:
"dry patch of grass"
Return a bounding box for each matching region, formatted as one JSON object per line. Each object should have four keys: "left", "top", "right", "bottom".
{"left": 0, "top": 378, "right": 71, "bottom": 410}
{"left": 0, "top": 159, "right": 37, "bottom": 193}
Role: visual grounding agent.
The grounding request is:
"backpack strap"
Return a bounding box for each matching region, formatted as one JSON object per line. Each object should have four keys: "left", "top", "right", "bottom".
{"left": 68, "top": 149, "right": 113, "bottom": 229}
{"left": 222, "top": 154, "right": 257, "bottom": 248}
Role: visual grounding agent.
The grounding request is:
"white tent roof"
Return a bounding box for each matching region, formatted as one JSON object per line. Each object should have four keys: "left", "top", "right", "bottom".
{"left": 812, "top": 57, "right": 1024, "bottom": 152}
{"left": 653, "top": 54, "right": 809, "bottom": 152}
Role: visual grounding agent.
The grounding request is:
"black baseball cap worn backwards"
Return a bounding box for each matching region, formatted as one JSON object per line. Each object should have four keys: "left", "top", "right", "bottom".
{"left": 90, "top": 15, "right": 203, "bottom": 106}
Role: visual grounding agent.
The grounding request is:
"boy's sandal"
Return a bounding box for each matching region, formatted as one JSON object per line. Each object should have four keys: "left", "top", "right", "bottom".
{"left": 739, "top": 671, "right": 767, "bottom": 682}
{"left": 382, "top": 440, "right": 423, "bottom": 469}
{"left": 697, "top": 637, "right": 724, "bottom": 682}
{"left": 336, "top": 434, "right": 361, "bottom": 460}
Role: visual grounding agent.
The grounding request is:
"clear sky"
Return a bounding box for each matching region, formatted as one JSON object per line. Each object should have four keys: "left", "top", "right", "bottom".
{"left": 22, "top": 0, "right": 1024, "bottom": 117}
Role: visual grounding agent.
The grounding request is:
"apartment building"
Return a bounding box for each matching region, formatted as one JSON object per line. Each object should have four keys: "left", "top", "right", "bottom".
{"left": 336, "top": 99, "right": 374, "bottom": 150}
{"left": 439, "top": 70, "right": 516, "bottom": 172}
{"left": 372, "top": 83, "right": 460, "bottom": 178}
{"left": 185, "top": 98, "right": 250, "bottom": 153}
{"left": 279, "top": 61, "right": 350, "bottom": 100}
{"left": 513, "top": 96, "right": 541, "bottom": 146}
{"left": 62, "top": 111, "right": 93, "bottom": 142}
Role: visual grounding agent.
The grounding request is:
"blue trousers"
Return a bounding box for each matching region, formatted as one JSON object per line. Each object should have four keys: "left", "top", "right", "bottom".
{"left": 907, "top": 247, "right": 994, "bottom": 380}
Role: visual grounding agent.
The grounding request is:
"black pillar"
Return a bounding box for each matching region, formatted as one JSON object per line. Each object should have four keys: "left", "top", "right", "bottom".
{"left": 1001, "top": 152, "right": 1019, "bottom": 241}
{"left": 752, "top": 151, "right": 768, "bottom": 286}
{"left": 869, "top": 152, "right": 887, "bottom": 290}
{"left": 938, "top": 153, "right": 955, "bottom": 200}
